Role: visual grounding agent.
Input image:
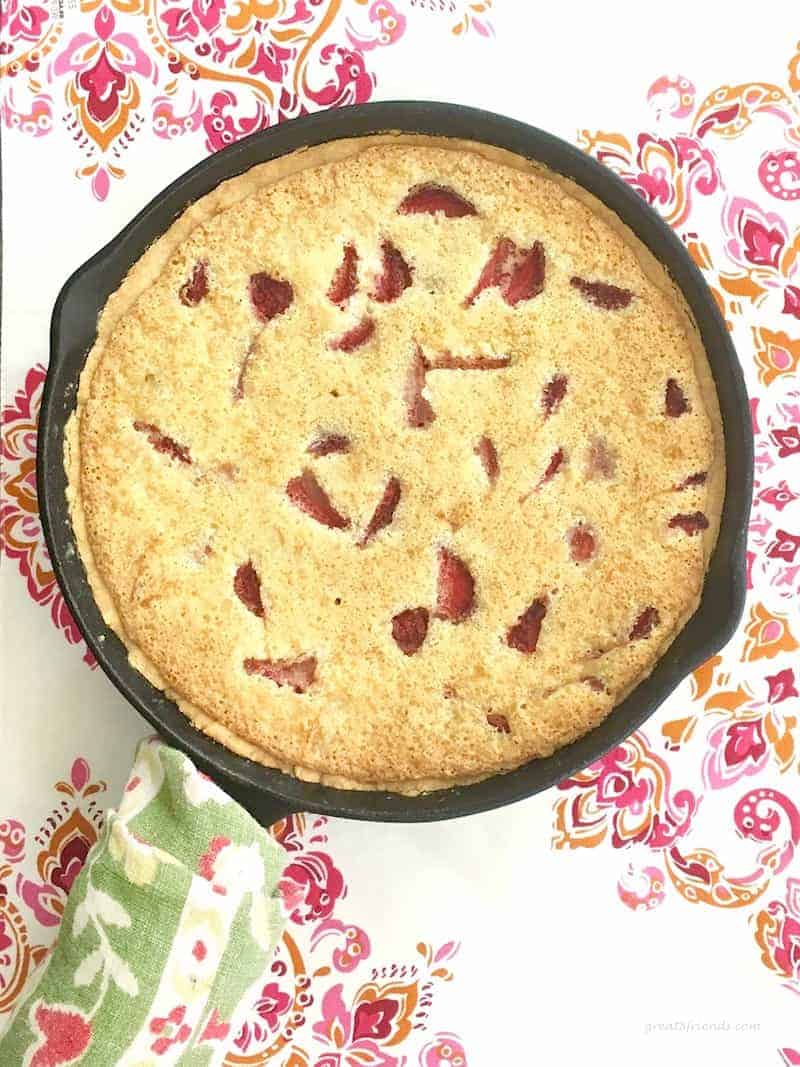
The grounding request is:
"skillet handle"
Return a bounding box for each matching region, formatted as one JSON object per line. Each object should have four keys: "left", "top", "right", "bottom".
{"left": 220, "top": 778, "right": 298, "bottom": 829}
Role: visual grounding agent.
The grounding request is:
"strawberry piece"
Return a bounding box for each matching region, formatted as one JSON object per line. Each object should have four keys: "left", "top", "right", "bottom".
{"left": 584, "top": 676, "right": 607, "bottom": 693}
{"left": 391, "top": 607, "right": 429, "bottom": 655}
{"left": 234, "top": 561, "right": 264, "bottom": 618}
{"left": 668, "top": 511, "right": 709, "bottom": 536}
{"left": 486, "top": 713, "right": 510, "bottom": 733}
{"left": 371, "top": 240, "right": 413, "bottom": 303}
{"left": 179, "top": 261, "right": 208, "bottom": 307}
{"left": 665, "top": 378, "right": 690, "bottom": 417}
{"left": 405, "top": 345, "right": 435, "bottom": 428}
{"left": 475, "top": 436, "right": 499, "bottom": 484}
{"left": 675, "top": 471, "right": 708, "bottom": 491}
{"left": 359, "top": 477, "right": 401, "bottom": 547}
{"left": 542, "top": 374, "right": 568, "bottom": 417}
{"left": 307, "top": 433, "right": 351, "bottom": 457}
{"left": 286, "top": 469, "right": 350, "bottom": 530}
{"left": 327, "top": 243, "right": 358, "bottom": 306}
{"left": 435, "top": 547, "right": 475, "bottom": 622}
{"left": 249, "top": 272, "right": 293, "bottom": 323}
{"left": 133, "top": 421, "right": 191, "bottom": 465}
{"left": 506, "top": 598, "right": 547, "bottom": 653}
{"left": 630, "top": 606, "right": 660, "bottom": 641}
{"left": 244, "top": 655, "right": 316, "bottom": 693}
{"left": 329, "top": 316, "right": 375, "bottom": 353}
{"left": 465, "top": 237, "right": 545, "bottom": 307}
{"left": 586, "top": 436, "right": 616, "bottom": 480}
{"left": 570, "top": 276, "right": 633, "bottom": 309}
{"left": 427, "top": 353, "right": 511, "bottom": 370}
{"left": 464, "top": 237, "right": 515, "bottom": 306}
{"left": 568, "top": 523, "right": 597, "bottom": 562}
{"left": 398, "top": 183, "right": 477, "bottom": 217}
{"left": 503, "top": 242, "right": 545, "bottom": 306}
{"left": 521, "top": 448, "right": 565, "bottom": 501}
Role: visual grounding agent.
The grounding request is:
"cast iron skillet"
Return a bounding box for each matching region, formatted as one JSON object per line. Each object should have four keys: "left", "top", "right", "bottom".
{"left": 38, "top": 102, "right": 753, "bottom": 826}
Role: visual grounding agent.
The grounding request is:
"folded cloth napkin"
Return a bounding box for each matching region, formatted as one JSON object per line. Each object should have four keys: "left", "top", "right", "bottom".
{"left": 0, "top": 738, "right": 286, "bottom": 1065}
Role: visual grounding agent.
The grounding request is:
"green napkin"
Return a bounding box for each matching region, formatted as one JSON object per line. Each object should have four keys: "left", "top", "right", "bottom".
{"left": 0, "top": 738, "right": 286, "bottom": 1065}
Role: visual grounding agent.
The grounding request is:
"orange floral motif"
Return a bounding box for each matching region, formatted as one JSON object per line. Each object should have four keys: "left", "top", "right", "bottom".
{"left": 752, "top": 326, "right": 800, "bottom": 386}
{"left": 752, "top": 877, "right": 800, "bottom": 994}
{"left": 692, "top": 82, "right": 799, "bottom": 140}
{"left": 742, "top": 603, "right": 800, "bottom": 662}
{"left": 1, "top": 365, "right": 95, "bottom": 665}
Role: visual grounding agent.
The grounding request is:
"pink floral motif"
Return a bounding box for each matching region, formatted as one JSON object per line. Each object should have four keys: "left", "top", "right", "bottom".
{"left": 149, "top": 1004, "right": 191, "bottom": 1056}
{"left": 703, "top": 717, "right": 769, "bottom": 789}
{"left": 203, "top": 89, "right": 268, "bottom": 153}
{"left": 199, "top": 1007, "right": 229, "bottom": 1043}
{"left": 28, "top": 1001, "right": 92, "bottom": 1067}
{"left": 312, "top": 919, "right": 372, "bottom": 972}
{"left": 280, "top": 851, "right": 346, "bottom": 924}
{"left": 553, "top": 732, "right": 698, "bottom": 850}
{"left": 766, "top": 669, "right": 798, "bottom": 704}
{"left": 233, "top": 980, "right": 291, "bottom": 1051}
{"left": 616, "top": 863, "right": 667, "bottom": 911}
{"left": 420, "top": 1033, "right": 468, "bottom": 1067}
{"left": 759, "top": 481, "right": 799, "bottom": 511}
{"left": 346, "top": 2, "right": 407, "bottom": 52}
{"left": 0, "top": 820, "right": 26, "bottom": 863}
{"left": 766, "top": 528, "right": 800, "bottom": 562}
{"left": 759, "top": 149, "right": 800, "bottom": 202}
{"left": 647, "top": 74, "right": 696, "bottom": 119}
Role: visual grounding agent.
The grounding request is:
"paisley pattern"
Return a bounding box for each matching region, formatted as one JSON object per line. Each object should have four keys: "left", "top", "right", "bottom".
{"left": 0, "top": 0, "right": 492, "bottom": 199}
{"left": 2, "top": 12, "right": 799, "bottom": 1065}
{"left": 554, "top": 47, "right": 800, "bottom": 1062}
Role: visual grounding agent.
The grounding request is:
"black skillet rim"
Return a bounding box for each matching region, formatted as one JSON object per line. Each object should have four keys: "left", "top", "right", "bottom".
{"left": 38, "top": 101, "right": 753, "bottom": 823}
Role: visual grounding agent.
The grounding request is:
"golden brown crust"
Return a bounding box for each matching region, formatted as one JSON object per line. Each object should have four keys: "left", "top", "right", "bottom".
{"left": 67, "top": 136, "right": 724, "bottom": 794}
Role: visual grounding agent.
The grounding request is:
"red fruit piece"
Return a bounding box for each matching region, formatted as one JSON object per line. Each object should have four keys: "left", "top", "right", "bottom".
{"left": 668, "top": 511, "right": 709, "bottom": 536}
{"left": 234, "top": 561, "right": 264, "bottom": 618}
{"left": 398, "top": 183, "right": 477, "bottom": 217}
{"left": 359, "top": 476, "right": 401, "bottom": 547}
{"left": 542, "top": 374, "right": 568, "bottom": 417}
{"left": 133, "top": 421, "right": 191, "bottom": 465}
{"left": 465, "top": 237, "right": 545, "bottom": 307}
{"left": 506, "top": 598, "right": 547, "bottom": 654}
{"left": 584, "top": 676, "right": 606, "bottom": 693}
{"left": 249, "top": 272, "right": 293, "bottom": 323}
{"left": 521, "top": 448, "right": 565, "bottom": 502}
{"left": 435, "top": 547, "right": 475, "bottom": 623}
{"left": 391, "top": 607, "right": 429, "bottom": 655}
{"left": 586, "top": 436, "right": 616, "bottom": 480}
{"left": 307, "top": 433, "right": 351, "bottom": 457}
{"left": 427, "top": 353, "right": 511, "bottom": 371}
{"left": 327, "top": 243, "right": 358, "bottom": 306}
{"left": 244, "top": 655, "right": 317, "bottom": 693}
{"left": 665, "top": 378, "right": 690, "bottom": 417}
{"left": 286, "top": 469, "right": 350, "bottom": 530}
{"left": 179, "top": 261, "right": 208, "bottom": 307}
{"left": 503, "top": 243, "right": 546, "bottom": 307}
{"left": 486, "top": 713, "right": 510, "bottom": 733}
{"left": 475, "top": 436, "right": 499, "bottom": 484}
{"left": 371, "top": 240, "right": 413, "bottom": 303}
{"left": 568, "top": 523, "right": 597, "bottom": 562}
{"left": 570, "top": 276, "right": 633, "bottom": 310}
{"left": 675, "top": 471, "right": 708, "bottom": 491}
{"left": 630, "top": 606, "right": 660, "bottom": 641}
{"left": 329, "top": 316, "right": 375, "bottom": 353}
{"left": 405, "top": 345, "right": 435, "bottom": 428}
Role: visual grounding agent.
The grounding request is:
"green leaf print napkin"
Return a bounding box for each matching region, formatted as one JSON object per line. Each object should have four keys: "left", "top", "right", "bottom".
{"left": 0, "top": 738, "right": 286, "bottom": 1066}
